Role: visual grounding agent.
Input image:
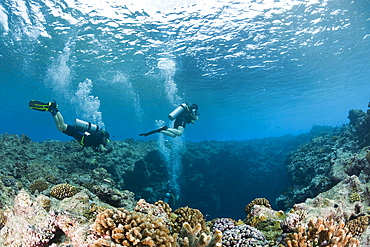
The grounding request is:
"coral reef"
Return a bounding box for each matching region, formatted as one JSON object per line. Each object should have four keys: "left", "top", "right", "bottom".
{"left": 135, "top": 199, "right": 170, "bottom": 223}
{"left": 280, "top": 213, "right": 301, "bottom": 233}
{"left": 50, "top": 183, "right": 79, "bottom": 199}
{"left": 346, "top": 216, "right": 370, "bottom": 237}
{"left": 0, "top": 132, "right": 311, "bottom": 219}
{"left": 91, "top": 184, "right": 136, "bottom": 209}
{"left": 284, "top": 218, "right": 359, "bottom": 247}
{"left": 172, "top": 206, "right": 207, "bottom": 234}
{"left": 221, "top": 223, "right": 268, "bottom": 246}
{"left": 177, "top": 222, "right": 222, "bottom": 247}
{"left": 277, "top": 107, "right": 370, "bottom": 210}
{"left": 29, "top": 179, "right": 49, "bottom": 193}
{"left": 0, "top": 189, "right": 114, "bottom": 246}
{"left": 245, "top": 198, "right": 272, "bottom": 217}
{"left": 212, "top": 218, "right": 237, "bottom": 233}
{"left": 212, "top": 218, "right": 269, "bottom": 246}
{"left": 3, "top": 105, "right": 370, "bottom": 246}
{"left": 349, "top": 192, "right": 361, "bottom": 202}
{"left": 93, "top": 208, "right": 176, "bottom": 246}
{"left": 0, "top": 209, "right": 5, "bottom": 229}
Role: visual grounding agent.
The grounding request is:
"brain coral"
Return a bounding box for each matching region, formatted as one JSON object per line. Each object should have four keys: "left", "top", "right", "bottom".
{"left": 50, "top": 183, "right": 78, "bottom": 199}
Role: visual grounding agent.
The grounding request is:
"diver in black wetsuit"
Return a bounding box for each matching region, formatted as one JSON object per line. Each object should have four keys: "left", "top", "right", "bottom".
{"left": 139, "top": 103, "right": 199, "bottom": 138}
{"left": 29, "top": 100, "right": 112, "bottom": 153}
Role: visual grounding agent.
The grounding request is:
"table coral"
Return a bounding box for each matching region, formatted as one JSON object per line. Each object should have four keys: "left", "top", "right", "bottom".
{"left": 50, "top": 183, "right": 78, "bottom": 199}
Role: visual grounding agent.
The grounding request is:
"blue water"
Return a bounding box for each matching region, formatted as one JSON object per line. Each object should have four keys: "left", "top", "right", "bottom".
{"left": 1, "top": 0, "right": 370, "bottom": 143}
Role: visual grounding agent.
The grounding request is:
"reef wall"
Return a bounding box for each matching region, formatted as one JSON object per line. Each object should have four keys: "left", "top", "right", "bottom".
{"left": 276, "top": 107, "right": 370, "bottom": 210}
{"left": 4, "top": 106, "right": 370, "bottom": 220}
{"left": 0, "top": 131, "right": 310, "bottom": 220}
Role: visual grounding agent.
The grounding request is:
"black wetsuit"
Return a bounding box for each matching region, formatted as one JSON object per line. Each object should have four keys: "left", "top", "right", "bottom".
{"left": 63, "top": 125, "right": 107, "bottom": 150}
{"left": 174, "top": 108, "right": 197, "bottom": 129}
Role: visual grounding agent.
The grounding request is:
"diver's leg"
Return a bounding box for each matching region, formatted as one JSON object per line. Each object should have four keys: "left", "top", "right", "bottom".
{"left": 161, "top": 126, "right": 184, "bottom": 137}
{"left": 53, "top": 112, "right": 68, "bottom": 132}
{"left": 160, "top": 130, "right": 177, "bottom": 138}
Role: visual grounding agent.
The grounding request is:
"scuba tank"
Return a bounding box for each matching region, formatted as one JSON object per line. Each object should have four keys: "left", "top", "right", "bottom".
{"left": 74, "top": 119, "right": 100, "bottom": 133}
{"left": 163, "top": 192, "right": 171, "bottom": 204}
{"left": 168, "top": 103, "right": 187, "bottom": 121}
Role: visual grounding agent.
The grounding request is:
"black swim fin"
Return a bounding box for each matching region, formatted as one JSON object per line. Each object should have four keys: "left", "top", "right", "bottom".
{"left": 139, "top": 126, "right": 168, "bottom": 137}
{"left": 29, "top": 100, "right": 58, "bottom": 115}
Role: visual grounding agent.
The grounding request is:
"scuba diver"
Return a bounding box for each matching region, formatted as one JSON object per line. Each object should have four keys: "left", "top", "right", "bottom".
{"left": 29, "top": 100, "right": 112, "bottom": 153}
{"left": 139, "top": 103, "right": 199, "bottom": 138}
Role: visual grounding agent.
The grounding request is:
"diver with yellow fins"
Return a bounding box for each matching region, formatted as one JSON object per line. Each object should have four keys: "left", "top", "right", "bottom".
{"left": 140, "top": 103, "right": 199, "bottom": 138}
{"left": 29, "top": 100, "right": 112, "bottom": 153}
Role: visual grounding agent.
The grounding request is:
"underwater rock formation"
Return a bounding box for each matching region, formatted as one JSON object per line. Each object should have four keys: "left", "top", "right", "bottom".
{"left": 0, "top": 131, "right": 310, "bottom": 219}
{"left": 277, "top": 108, "right": 370, "bottom": 210}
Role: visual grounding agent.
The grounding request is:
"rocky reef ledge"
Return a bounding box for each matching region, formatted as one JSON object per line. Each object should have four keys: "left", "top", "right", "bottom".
{"left": 1, "top": 106, "right": 370, "bottom": 246}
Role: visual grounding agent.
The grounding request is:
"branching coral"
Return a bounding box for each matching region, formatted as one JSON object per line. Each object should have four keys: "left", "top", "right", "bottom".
{"left": 346, "top": 216, "right": 370, "bottom": 237}
{"left": 177, "top": 222, "right": 222, "bottom": 247}
{"left": 284, "top": 218, "right": 360, "bottom": 247}
{"left": 93, "top": 208, "right": 175, "bottom": 246}
{"left": 93, "top": 203, "right": 223, "bottom": 247}
{"left": 173, "top": 206, "right": 207, "bottom": 234}
{"left": 155, "top": 200, "right": 173, "bottom": 218}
